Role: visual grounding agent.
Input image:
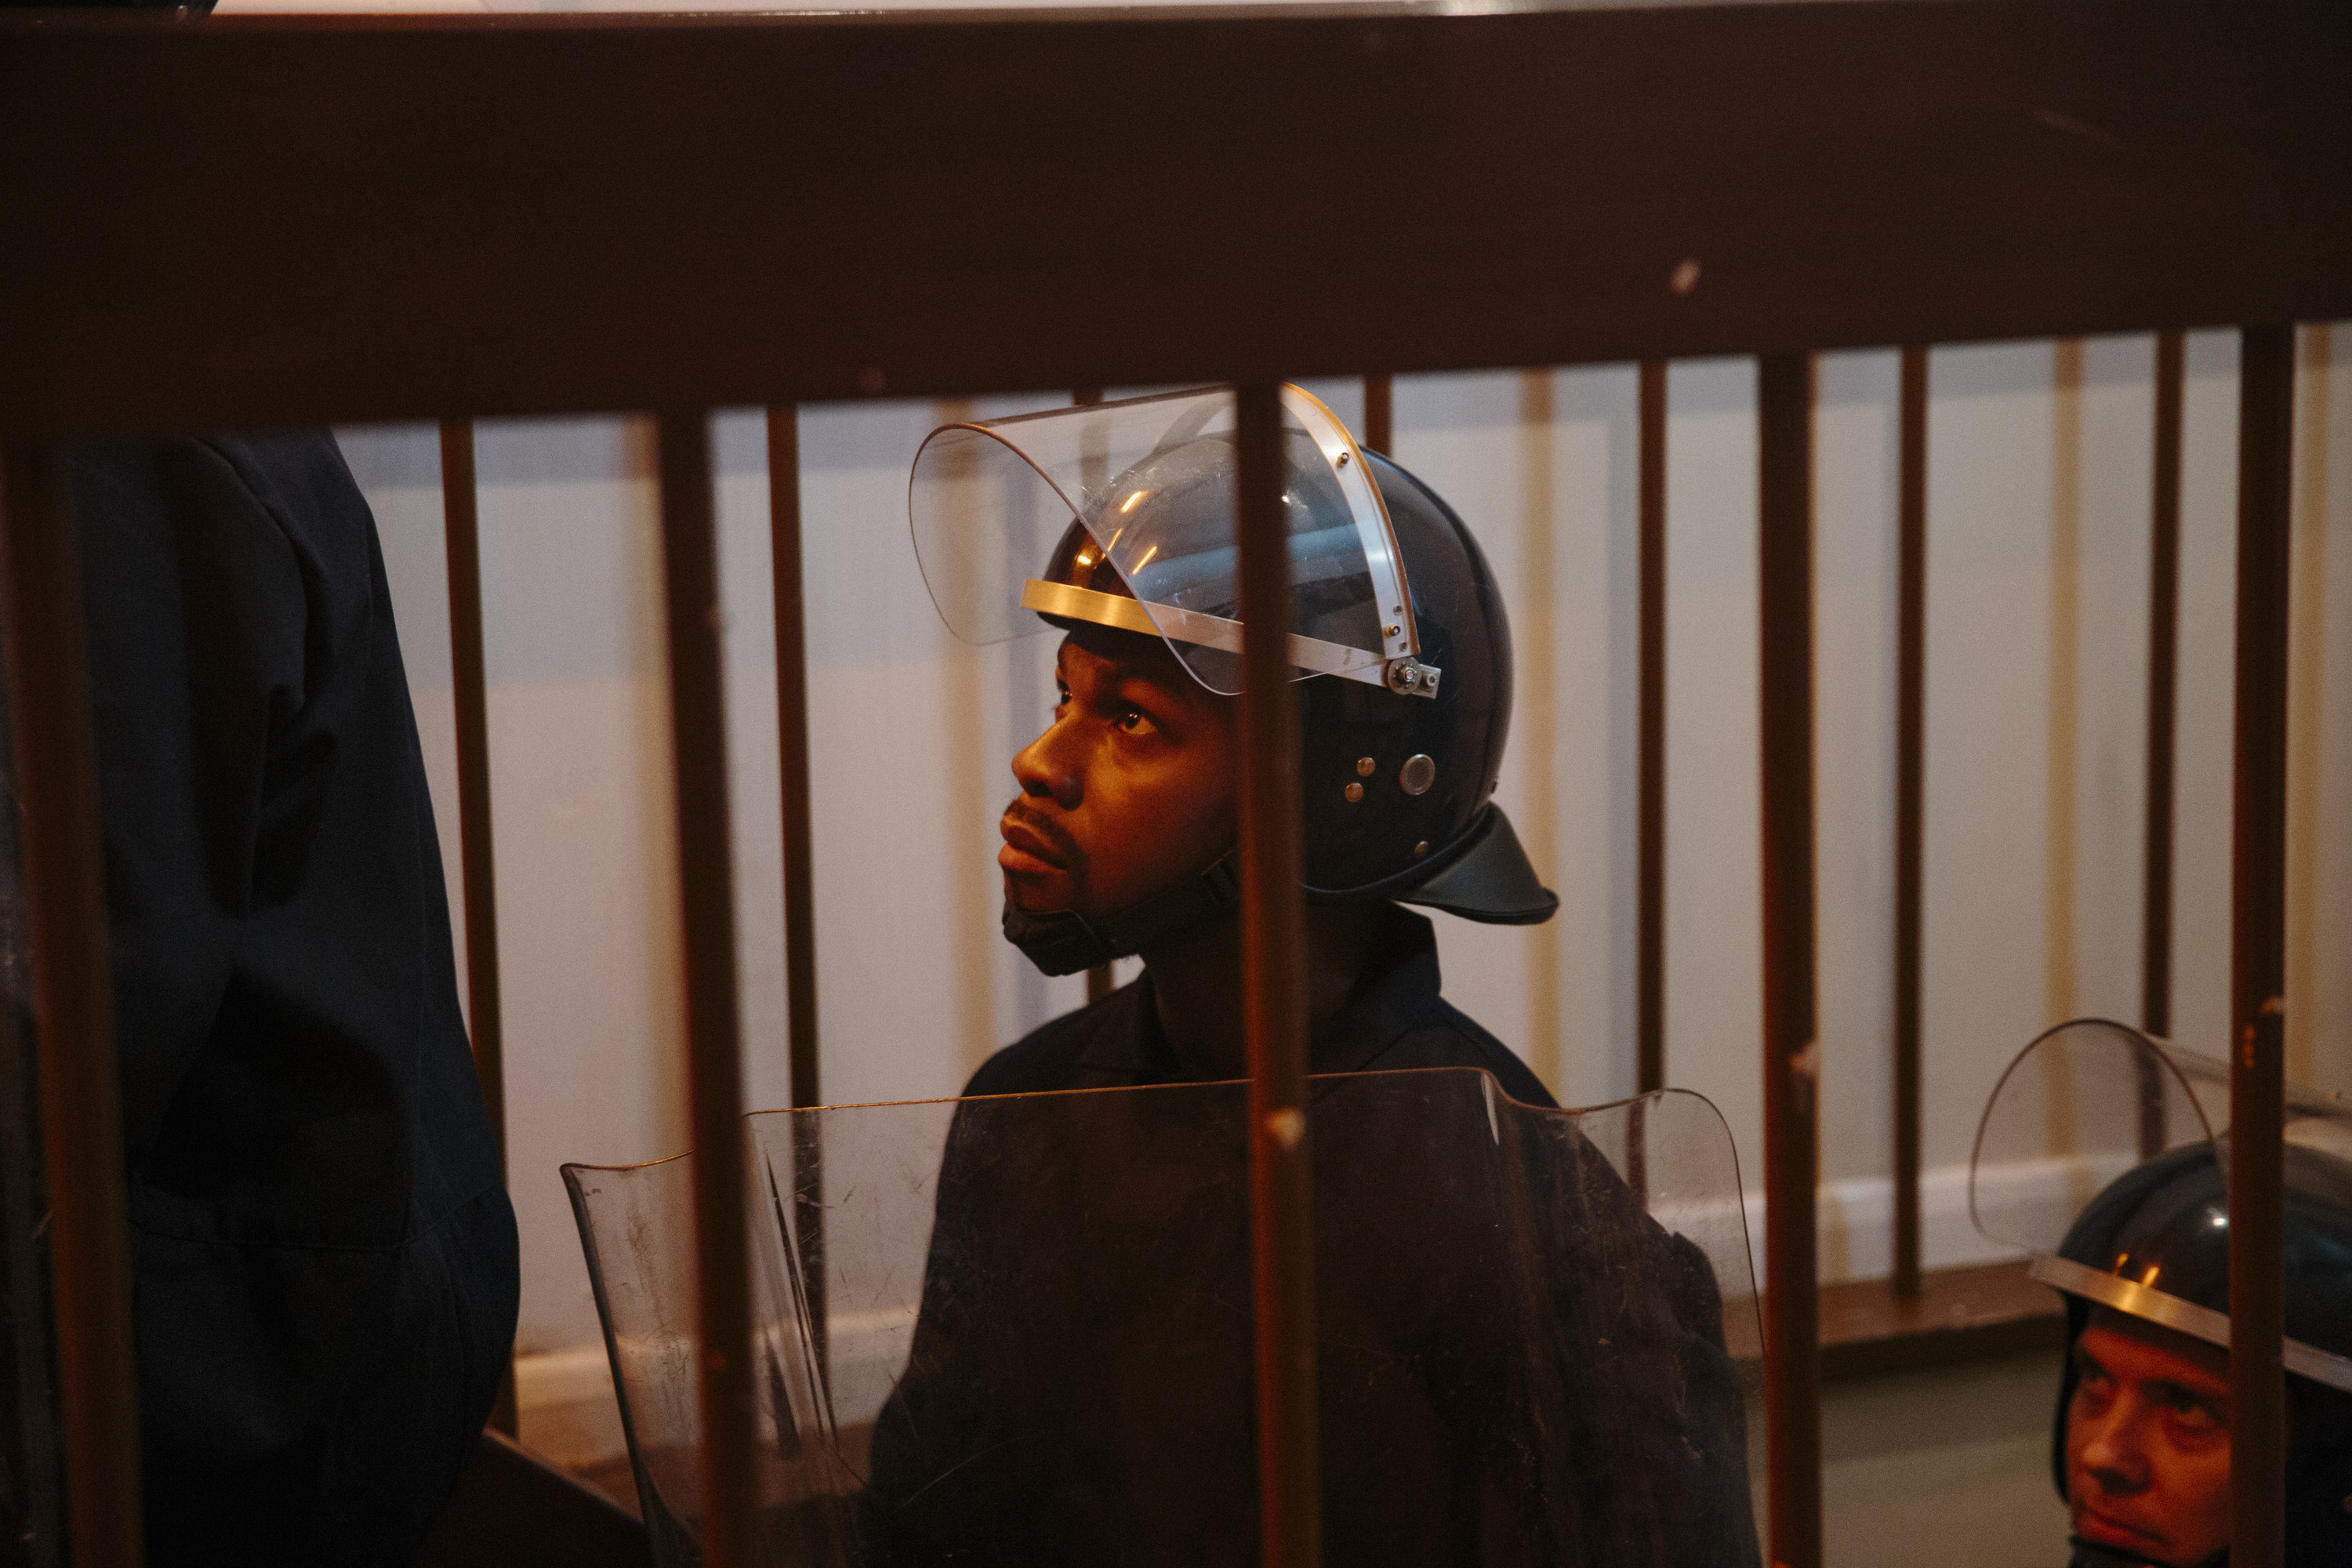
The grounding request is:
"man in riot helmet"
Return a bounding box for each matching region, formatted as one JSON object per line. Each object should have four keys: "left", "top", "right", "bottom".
{"left": 1973, "top": 1020, "right": 2352, "bottom": 1568}
{"left": 922, "top": 390, "right": 1562, "bottom": 1105}
{"left": 964, "top": 385, "right": 1559, "bottom": 1094}
{"left": 2048, "top": 1143, "right": 2352, "bottom": 1568}
{"left": 855, "top": 387, "right": 1758, "bottom": 1565}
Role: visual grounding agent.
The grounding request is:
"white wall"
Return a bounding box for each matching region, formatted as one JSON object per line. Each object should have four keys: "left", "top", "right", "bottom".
{"left": 344, "top": 325, "right": 2352, "bottom": 1471}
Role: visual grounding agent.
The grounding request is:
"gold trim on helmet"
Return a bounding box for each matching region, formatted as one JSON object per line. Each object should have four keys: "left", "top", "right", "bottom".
{"left": 1020, "top": 579, "right": 1403, "bottom": 688}
{"left": 2031, "top": 1251, "right": 2352, "bottom": 1394}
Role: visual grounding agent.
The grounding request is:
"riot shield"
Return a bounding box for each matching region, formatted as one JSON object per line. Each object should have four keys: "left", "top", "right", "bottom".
{"left": 566, "top": 1067, "right": 1763, "bottom": 1566}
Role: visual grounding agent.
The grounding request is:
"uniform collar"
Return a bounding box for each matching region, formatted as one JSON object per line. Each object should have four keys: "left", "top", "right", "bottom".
{"left": 1075, "top": 905, "right": 1446, "bottom": 1083}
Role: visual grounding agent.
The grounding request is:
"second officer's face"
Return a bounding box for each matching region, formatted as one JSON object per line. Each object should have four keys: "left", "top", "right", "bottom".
{"left": 2065, "top": 1311, "right": 2234, "bottom": 1567}
{"left": 1000, "top": 631, "right": 1240, "bottom": 920}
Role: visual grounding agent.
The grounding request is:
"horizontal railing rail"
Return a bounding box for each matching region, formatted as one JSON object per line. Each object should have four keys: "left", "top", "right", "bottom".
{"left": 1, "top": 2, "right": 2348, "bottom": 439}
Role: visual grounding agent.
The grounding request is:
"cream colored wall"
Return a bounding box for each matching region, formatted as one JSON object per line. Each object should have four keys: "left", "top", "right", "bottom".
{"left": 344, "top": 328, "right": 2351, "bottom": 1499}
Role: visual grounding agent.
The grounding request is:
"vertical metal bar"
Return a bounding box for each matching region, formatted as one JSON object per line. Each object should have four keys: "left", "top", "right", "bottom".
{"left": 654, "top": 411, "right": 757, "bottom": 1568}
{"left": 768, "top": 405, "right": 828, "bottom": 1371}
{"left": 2228, "top": 325, "right": 2293, "bottom": 1568}
{"left": 1071, "top": 387, "right": 1116, "bottom": 1007}
{"left": 1892, "top": 347, "right": 1928, "bottom": 1300}
{"left": 1757, "top": 354, "right": 1823, "bottom": 1568}
{"left": 436, "top": 419, "right": 517, "bottom": 1436}
{"left": 1236, "top": 380, "right": 1317, "bottom": 1568}
{"left": 0, "top": 445, "right": 143, "bottom": 1568}
{"left": 1636, "top": 360, "right": 1668, "bottom": 1099}
{"left": 438, "top": 421, "right": 507, "bottom": 1165}
{"left": 768, "top": 408, "right": 821, "bottom": 1116}
{"left": 1363, "top": 376, "right": 1393, "bottom": 456}
{"left": 2140, "top": 332, "right": 2184, "bottom": 1155}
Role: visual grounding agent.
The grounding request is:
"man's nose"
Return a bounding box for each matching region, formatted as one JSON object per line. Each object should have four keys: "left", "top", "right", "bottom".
{"left": 2079, "top": 1403, "right": 2152, "bottom": 1495}
{"left": 1011, "top": 716, "right": 1083, "bottom": 810}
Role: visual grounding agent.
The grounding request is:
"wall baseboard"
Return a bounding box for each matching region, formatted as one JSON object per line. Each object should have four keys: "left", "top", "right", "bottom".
{"left": 516, "top": 1344, "right": 629, "bottom": 1468}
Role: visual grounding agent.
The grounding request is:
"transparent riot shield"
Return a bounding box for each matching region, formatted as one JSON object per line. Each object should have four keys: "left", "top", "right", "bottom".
{"left": 566, "top": 1067, "right": 1763, "bottom": 1567}
{"left": 1970, "top": 1018, "right": 2352, "bottom": 1394}
{"left": 908, "top": 386, "right": 1432, "bottom": 696}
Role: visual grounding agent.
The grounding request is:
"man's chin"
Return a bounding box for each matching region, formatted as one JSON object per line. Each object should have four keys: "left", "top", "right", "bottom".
{"left": 1001, "top": 870, "right": 1076, "bottom": 917}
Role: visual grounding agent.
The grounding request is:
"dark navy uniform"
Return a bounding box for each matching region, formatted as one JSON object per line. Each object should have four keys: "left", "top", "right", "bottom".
{"left": 67, "top": 434, "right": 515, "bottom": 1566}
{"left": 862, "top": 907, "right": 1757, "bottom": 1567}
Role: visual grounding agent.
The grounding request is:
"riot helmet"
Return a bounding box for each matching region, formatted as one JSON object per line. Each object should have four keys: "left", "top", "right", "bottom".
{"left": 910, "top": 386, "right": 1556, "bottom": 974}
{"left": 1970, "top": 1019, "right": 2352, "bottom": 1566}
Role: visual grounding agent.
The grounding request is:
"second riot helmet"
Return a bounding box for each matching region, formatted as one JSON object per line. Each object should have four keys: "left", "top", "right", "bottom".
{"left": 1971, "top": 1019, "right": 2352, "bottom": 1566}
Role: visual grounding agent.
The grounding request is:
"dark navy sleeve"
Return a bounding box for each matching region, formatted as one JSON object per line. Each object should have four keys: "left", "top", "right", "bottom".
{"left": 73, "top": 434, "right": 517, "bottom": 1567}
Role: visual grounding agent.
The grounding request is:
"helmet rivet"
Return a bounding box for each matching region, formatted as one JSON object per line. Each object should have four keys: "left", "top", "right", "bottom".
{"left": 1343, "top": 782, "right": 1364, "bottom": 804}
{"left": 1385, "top": 623, "right": 1401, "bottom": 637}
{"left": 1413, "top": 841, "right": 1431, "bottom": 858}
{"left": 1336, "top": 450, "right": 1352, "bottom": 466}
{"left": 1399, "top": 754, "right": 1436, "bottom": 796}
{"left": 1356, "top": 757, "right": 1376, "bottom": 778}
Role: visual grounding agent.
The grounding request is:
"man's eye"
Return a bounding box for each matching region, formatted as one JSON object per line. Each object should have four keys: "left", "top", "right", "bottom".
{"left": 2161, "top": 1391, "right": 2221, "bottom": 1430}
{"left": 1115, "top": 707, "right": 1154, "bottom": 735}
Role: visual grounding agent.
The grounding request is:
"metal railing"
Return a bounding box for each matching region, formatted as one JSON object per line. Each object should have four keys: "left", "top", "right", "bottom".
{"left": 3, "top": 3, "right": 2347, "bottom": 1566}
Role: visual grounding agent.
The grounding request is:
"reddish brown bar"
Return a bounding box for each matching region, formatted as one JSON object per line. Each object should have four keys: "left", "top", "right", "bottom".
{"left": 2140, "top": 331, "right": 2183, "bottom": 1156}
{"left": 1757, "top": 352, "right": 1824, "bottom": 1568}
{"left": 1070, "top": 387, "right": 1116, "bottom": 1007}
{"left": 437, "top": 421, "right": 509, "bottom": 1163}
{"left": 13, "top": 4, "right": 2348, "bottom": 439}
{"left": 768, "top": 406, "right": 829, "bottom": 1367}
{"left": 1892, "top": 347, "right": 1927, "bottom": 1300}
{"left": 768, "top": 408, "right": 821, "bottom": 1115}
{"left": 654, "top": 411, "right": 758, "bottom": 1568}
{"left": 1236, "top": 379, "right": 1317, "bottom": 1567}
{"left": 0, "top": 445, "right": 143, "bottom": 1566}
{"left": 1363, "top": 376, "right": 1393, "bottom": 457}
{"left": 1636, "top": 360, "right": 1666, "bottom": 1098}
{"left": 437, "top": 418, "right": 517, "bottom": 1434}
{"left": 2228, "top": 325, "right": 2293, "bottom": 1568}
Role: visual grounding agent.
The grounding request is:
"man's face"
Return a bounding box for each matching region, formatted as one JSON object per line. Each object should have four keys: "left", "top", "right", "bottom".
{"left": 2066, "top": 1311, "right": 2233, "bottom": 1566}
{"left": 999, "top": 632, "right": 1240, "bottom": 920}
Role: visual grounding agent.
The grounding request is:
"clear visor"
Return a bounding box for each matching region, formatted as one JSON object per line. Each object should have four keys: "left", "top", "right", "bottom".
{"left": 566, "top": 1069, "right": 1763, "bottom": 1566}
{"left": 908, "top": 386, "right": 1423, "bottom": 696}
{"left": 1969, "top": 1018, "right": 2352, "bottom": 1392}
{"left": 1969, "top": 1018, "right": 2221, "bottom": 1259}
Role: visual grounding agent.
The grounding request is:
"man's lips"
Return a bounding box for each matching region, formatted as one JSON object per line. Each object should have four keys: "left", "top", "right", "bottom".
{"left": 2074, "top": 1503, "right": 2163, "bottom": 1552}
{"left": 999, "top": 811, "right": 1073, "bottom": 877}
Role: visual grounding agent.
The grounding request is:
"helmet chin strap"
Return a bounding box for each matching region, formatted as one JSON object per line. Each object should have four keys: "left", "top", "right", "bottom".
{"left": 2068, "top": 1537, "right": 2227, "bottom": 1568}
{"left": 1001, "top": 851, "right": 1241, "bottom": 978}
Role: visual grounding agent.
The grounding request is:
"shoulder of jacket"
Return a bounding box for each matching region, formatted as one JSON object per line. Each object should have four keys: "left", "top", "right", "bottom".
{"left": 960, "top": 985, "right": 1132, "bottom": 1098}
{"left": 1399, "top": 999, "right": 1558, "bottom": 1109}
